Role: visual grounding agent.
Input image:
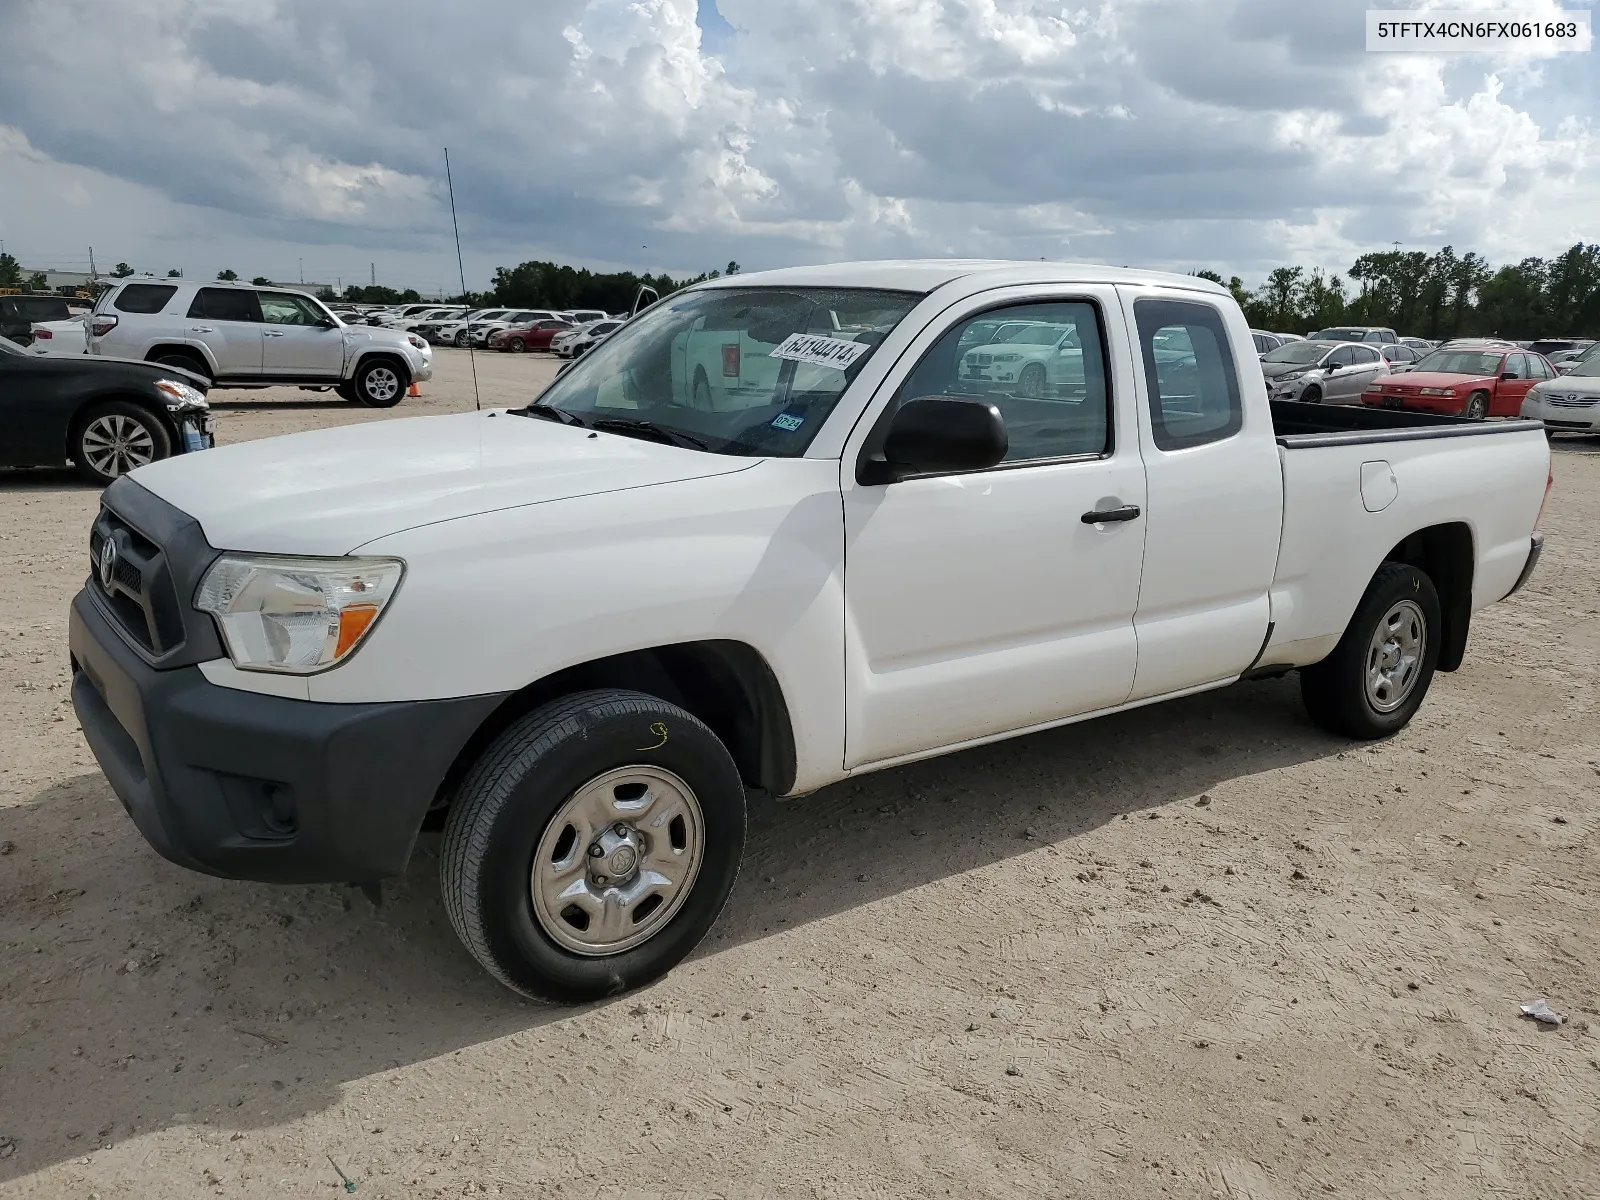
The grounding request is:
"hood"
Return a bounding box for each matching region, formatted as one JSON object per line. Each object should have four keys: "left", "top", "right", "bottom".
{"left": 1261, "top": 359, "right": 1323, "bottom": 379}
{"left": 1377, "top": 371, "right": 1490, "bottom": 390}
{"left": 130, "top": 409, "right": 756, "bottom": 555}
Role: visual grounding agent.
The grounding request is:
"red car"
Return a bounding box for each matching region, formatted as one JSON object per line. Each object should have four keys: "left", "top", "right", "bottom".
{"left": 489, "top": 319, "right": 573, "bottom": 353}
{"left": 1361, "top": 346, "right": 1557, "bottom": 419}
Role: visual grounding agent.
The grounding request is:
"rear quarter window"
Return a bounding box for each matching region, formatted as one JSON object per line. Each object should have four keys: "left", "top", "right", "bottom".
{"left": 113, "top": 284, "right": 179, "bottom": 314}
{"left": 1134, "top": 298, "right": 1244, "bottom": 451}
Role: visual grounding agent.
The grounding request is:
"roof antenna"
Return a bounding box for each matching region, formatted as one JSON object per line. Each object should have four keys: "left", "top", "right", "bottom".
{"left": 444, "top": 147, "right": 481, "bottom": 413}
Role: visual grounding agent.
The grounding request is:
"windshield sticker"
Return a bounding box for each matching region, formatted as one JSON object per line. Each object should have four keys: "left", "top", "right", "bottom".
{"left": 768, "top": 333, "right": 871, "bottom": 371}
{"left": 770, "top": 412, "right": 805, "bottom": 432}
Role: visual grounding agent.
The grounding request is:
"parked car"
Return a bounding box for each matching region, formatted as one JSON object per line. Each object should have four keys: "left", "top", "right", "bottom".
{"left": 1556, "top": 342, "right": 1600, "bottom": 375}
{"left": 1361, "top": 346, "right": 1556, "bottom": 419}
{"left": 471, "top": 310, "right": 565, "bottom": 346}
{"left": 1, "top": 294, "right": 85, "bottom": 346}
{"left": 28, "top": 314, "right": 89, "bottom": 356}
{"left": 86, "top": 280, "right": 432, "bottom": 407}
{"left": 565, "top": 309, "right": 609, "bottom": 325}
{"left": 1274, "top": 332, "right": 1304, "bottom": 343}
{"left": 1528, "top": 338, "right": 1594, "bottom": 360}
{"left": 556, "top": 318, "right": 624, "bottom": 359}
{"left": 369, "top": 304, "right": 465, "bottom": 328}
{"left": 1400, "top": 337, "right": 1436, "bottom": 352}
{"left": 425, "top": 310, "right": 515, "bottom": 347}
{"left": 1308, "top": 325, "right": 1398, "bottom": 344}
{"left": 1260, "top": 339, "right": 1387, "bottom": 403}
{"left": 397, "top": 308, "right": 461, "bottom": 334}
{"left": 67, "top": 260, "right": 1550, "bottom": 1002}
{"left": 1250, "top": 329, "right": 1285, "bottom": 355}
{"left": 0, "top": 332, "right": 212, "bottom": 485}
{"left": 1378, "top": 343, "right": 1421, "bottom": 371}
{"left": 550, "top": 321, "right": 602, "bottom": 358}
{"left": 489, "top": 319, "right": 574, "bottom": 353}
{"left": 1521, "top": 351, "right": 1600, "bottom": 435}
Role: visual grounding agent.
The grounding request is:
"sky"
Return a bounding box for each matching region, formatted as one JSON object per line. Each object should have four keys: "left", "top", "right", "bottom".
{"left": 0, "top": 0, "right": 1593, "bottom": 294}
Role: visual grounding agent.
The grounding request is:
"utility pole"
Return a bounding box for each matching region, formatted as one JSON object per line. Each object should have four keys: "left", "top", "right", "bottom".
{"left": 370, "top": 262, "right": 375, "bottom": 287}
{"left": 88, "top": 246, "right": 97, "bottom": 280}
{"left": 299, "top": 258, "right": 304, "bottom": 285}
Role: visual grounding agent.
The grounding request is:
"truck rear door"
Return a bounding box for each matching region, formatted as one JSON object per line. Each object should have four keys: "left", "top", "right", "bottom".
{"left": 1118, "top": 289, "right": 1283, "bottom": 699}
{"left": 841, "top": 285, "right": 1147, "bottom": 768}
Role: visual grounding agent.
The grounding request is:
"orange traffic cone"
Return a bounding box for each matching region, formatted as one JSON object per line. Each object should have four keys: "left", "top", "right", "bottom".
{"left": 408, "top": 382, "right": 420, "bottom": 397}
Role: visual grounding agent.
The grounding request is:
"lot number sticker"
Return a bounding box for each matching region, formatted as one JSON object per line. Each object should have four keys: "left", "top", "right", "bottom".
{"left": 768, "top": 333, "right": 870, "bottom": 371}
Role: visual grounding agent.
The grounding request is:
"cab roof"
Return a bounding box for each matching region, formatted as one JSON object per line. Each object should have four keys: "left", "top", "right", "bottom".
{"left": 694, "top": 259, "right": 1230, "bottom": 297}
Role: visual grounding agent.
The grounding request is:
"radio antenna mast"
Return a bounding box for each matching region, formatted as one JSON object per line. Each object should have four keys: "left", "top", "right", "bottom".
{"left": 444, "top": 147, "right": 481, "bottom": 413}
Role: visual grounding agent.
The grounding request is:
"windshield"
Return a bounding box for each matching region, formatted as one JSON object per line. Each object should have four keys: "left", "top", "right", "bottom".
{"left": 1311, "top": 328, "right": 1367, "bottom": 340}
{"left": 530, "top": 286, "right": 919, "bottom": 457}
{"left": 1262, "top": 341, "right": 1331, "bottom": 365}
{"left": 1566, "top": 355, "right": 1600, "bottom": 378}
{"left": 1412, "top": 350, "right": 1504, "bottom": 376}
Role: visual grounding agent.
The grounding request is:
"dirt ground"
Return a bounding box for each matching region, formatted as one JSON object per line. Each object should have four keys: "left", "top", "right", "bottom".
{"left": 2, "top": 349, "right": 1597, "bottom": 1199}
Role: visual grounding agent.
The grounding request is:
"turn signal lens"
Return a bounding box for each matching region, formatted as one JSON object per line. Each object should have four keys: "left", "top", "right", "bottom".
{"left": 334, "top": 604, "right": 380, "bottom": 658}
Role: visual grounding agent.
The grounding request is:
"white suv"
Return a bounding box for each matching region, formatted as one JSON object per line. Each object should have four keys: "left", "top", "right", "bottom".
{"left": 87, "top": 280, "right": 433, "bottom": 407}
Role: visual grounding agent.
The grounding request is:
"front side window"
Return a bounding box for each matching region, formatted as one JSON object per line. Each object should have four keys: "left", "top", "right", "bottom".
{"left": 113, "top": 284, "right": 178, "bottom": 314}
{"left": 259, "top": 293, "right": 325, "bottom": 326}
{"left": 187, "top": 288, "right": 261, "bottom": 323}
{"left": 895, "top": 300, "right": 1110, "bottom": 463}
{"left": 1134, "top": 299, "right": 1243, "bottom": 451}
{"left": 1328, "top": 345, "right": 1359, "bottom": 367}
{"left": 1506, "top": 353, "right": 1528, "bottom": 378}
{"left": 531, "top": 286, "right": 919, "bottom": 458}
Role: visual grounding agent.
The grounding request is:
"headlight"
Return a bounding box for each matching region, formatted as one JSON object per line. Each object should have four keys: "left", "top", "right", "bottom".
{"left": 406, "top": 334, "right": 426, "bottom": 349}
{"left": 1277, "top": 369, "right": 1307, "bottom": 381}
{"left": 1419, "top": 387, "right": 1456, "bottom": 396}
{"left": 195, "top": 555, "right": 404, "bottom": 674}
{"left": 154, "top": 379, "right": 208, "bottom": 410}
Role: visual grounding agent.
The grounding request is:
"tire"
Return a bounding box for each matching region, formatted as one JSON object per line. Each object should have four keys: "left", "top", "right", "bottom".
{"left": 351, "top": 357, "right": 406, "bottom": 408}
{"left": 454, "top": 331, "right": 469, "bottom": 347}
{"left": 1300, "top": 385, "right": 1323, "bottom": 404}
{"left": 1463, "top": 391, "right": 1489, "bottom": 420}
{"left": 1017, "top": 363, "right": 1046, "bottom": 399}
{"left": 1300, "top": 561, "right": 1441, "bottom": 740}
{"left": 440, "top": 688, "right": 747, "bottom": 1003}
{"left": 508, "top": 338, "right": 526, "bottom": 353}
{"left": 149, "top": 351, "right": 211, "bottom": 383}
{"left": 336, "top": 381, "right": 359, "bottom": 403}
{"left": 72, "top": 400, "right": 172, "bottom": 486}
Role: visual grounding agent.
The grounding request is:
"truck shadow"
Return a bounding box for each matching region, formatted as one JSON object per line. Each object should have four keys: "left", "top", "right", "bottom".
{"left": 0, "top": 674, "right": 1341, "bottom": 1181}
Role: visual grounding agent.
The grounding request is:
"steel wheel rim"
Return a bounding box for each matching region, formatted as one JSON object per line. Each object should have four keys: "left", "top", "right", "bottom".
{"left": 530, "top": 765, "right": 705, "bottom": 957}
{"left": 81, "top": 414, "right": 156, "bottom": 477}
{"left": 1365, "top": 598, "right": 1426, "bottom": 713}
{"left": 364, "top": 367, "right": 400, "bottom": 401}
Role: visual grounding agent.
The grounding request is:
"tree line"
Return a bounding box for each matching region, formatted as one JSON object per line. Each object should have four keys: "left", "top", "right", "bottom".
{"left": 1200, "top": 241, "right": 1600, "bottom": 339}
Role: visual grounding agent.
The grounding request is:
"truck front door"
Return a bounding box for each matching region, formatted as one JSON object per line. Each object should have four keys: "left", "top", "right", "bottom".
{"left": 258, "top": 292, "right": 345, "bottom": 377}
{"left": 841, "top": 289, "right": 1148, "bottom": 769}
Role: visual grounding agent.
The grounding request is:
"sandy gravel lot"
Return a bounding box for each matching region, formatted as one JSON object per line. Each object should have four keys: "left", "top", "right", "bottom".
{"left": 2, "top": 350, "right": 1597, "bottom": 1199}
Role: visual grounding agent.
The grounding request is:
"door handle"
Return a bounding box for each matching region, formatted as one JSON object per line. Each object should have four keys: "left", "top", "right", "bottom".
{"left": 1081, "top": 505, "right": 1141, "bottom": 524}
{"left": 264, "top": 330, "right": 285, "bottom": 337}
{"left": 189, "top": 326, "right": 215, "bottom": 333}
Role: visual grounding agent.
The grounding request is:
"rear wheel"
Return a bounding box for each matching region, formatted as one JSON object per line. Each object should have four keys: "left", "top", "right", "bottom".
{"left": 441, "top": 689, "right": 747, "bottom": 1003}
{"left": 352, "top": 357, "right": 406, "bottom": 408}
{"left": 1464, "top": 390, "right": 1489, "bottom": 420}
{"left": 1300, "top": 561, "right": 1441, "bottom": 739}
{"left": 72, "top": 401, "right": 171, "bottom": 486}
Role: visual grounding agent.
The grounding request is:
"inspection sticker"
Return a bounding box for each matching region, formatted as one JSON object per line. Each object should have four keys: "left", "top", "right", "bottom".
{"left": 768, "top": 333, "right": 870, "bottom": 371}
{"left": 770, "top": 412, "right": 805, "bottom": 432}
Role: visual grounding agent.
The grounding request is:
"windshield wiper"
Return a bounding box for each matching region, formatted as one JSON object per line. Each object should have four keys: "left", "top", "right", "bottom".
{"left": 590, "top": 417, "right": 709, "bottom": 451}
{"left": 510, "top": 402, "right": 588, "bottom": 427}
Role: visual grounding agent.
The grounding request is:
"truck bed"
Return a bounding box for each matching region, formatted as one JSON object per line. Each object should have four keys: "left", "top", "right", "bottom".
{"left": 1270, "top": 398, "right": 1545, "bottom": 445}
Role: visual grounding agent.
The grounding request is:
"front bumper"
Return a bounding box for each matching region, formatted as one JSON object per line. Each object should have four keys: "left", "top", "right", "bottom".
{"left": 1361, "top": 392, "right": 1462, "bottom": 415}
{"left": 70, "top": 590, "right": 504, "bottom": 883}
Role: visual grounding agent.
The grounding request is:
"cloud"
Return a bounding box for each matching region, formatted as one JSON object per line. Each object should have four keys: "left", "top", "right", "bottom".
{"left": 0, "top": 0, "right": 1591, "bottom": 290}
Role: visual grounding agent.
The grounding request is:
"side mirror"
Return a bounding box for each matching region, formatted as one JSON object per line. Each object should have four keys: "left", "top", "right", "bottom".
{"left": 1500, "top": 371, "right": 1520, "bottom": 380}
{"left": 859, "top": 396, "right": 1007, "bottom": 485}
{"left": 1324, "top": 362, "right": 1341, "bottom": 373}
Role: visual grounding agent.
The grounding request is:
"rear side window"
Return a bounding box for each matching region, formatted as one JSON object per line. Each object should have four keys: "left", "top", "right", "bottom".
{"left": 113, "top": 284, "right": 178, "bottom": 314}
{"left": 187, "top": 288, "right": 262, "bottom": 322}
{"left": 1352, "top": 346, "right": 1382, "bottom": 364}
{"left": 1135, "top": 299, "right": 1243, "bottom": 451}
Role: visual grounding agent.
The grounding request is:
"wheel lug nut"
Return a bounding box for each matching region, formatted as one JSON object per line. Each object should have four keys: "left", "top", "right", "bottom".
{"left": 614, "top": 822, "right": 630, "bottom": 836}
{"left": 593, "top": 874, "right": 607, "bottom": 885}
{"left": 588, "top": 844, "right": 604, "bottom": 858}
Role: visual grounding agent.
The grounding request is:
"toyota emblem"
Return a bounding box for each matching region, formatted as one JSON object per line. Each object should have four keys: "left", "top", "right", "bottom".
{"left": 98, "top": 537, "right": 118, "bottom": 591}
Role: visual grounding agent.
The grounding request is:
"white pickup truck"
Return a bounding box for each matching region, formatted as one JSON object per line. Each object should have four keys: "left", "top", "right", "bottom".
{"left": 68, "top": 261, "right": 1550, "bottom": 1002}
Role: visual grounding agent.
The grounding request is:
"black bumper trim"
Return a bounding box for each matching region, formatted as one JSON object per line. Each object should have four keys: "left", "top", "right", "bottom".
{"left": 1504, "top": 532, "right": 1544, "bottom": 600}
{"left": 70, "top": 589, "right": 507, "bottom": 883}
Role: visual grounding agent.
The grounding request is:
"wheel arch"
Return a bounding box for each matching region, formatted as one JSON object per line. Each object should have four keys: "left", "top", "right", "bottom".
{"left": 352, "top": 349, "right": 412, "bottom": 384}
{"left": 1383, "top": 522, "right": 1474, "bottom": 671}
{"left": 431, "top": 639, "right": 798, "bottom": 814}
{"left": 144, "top": 344, "right": 214, "bottom": 379}
{"left": 65, "top": 392, "right": 179, "bottom": 462}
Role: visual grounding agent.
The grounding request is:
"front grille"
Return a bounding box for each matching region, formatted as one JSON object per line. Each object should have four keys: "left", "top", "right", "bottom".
{"left": 89, "top": 507, "right": 187, "bottom": 656}
{"left": 1545, "top": 394, "right": 1599, "bottom": 408}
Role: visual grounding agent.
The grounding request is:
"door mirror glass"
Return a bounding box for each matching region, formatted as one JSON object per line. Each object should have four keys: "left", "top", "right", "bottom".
{"left": 862, "top": 396, "right": 1007, "bottom": 484}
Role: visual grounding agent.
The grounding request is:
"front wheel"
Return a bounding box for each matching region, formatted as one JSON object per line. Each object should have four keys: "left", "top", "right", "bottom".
{"left": 1017, "top": 363, "right": 1046, "bottom": 399}
{"left": 1300, "top": 385, "right": 1323, "bottom": 404}
{"left": 73, "top": 401, "right": 172, "bottom": 486}
{"left": 352, "top": 358, "right": 406, "bottom": 408}
{"left": 440, "top": 689, "right": 747, "bottom": 1003}
{"left": 454, "top": 331, "right": 470, "bottom": 347}
{"left": 1300, "top": 561, "right": 1441, "bottom": 739}
{"left": 1463, "top": 390, "right": 1489, "bottom": 420}
{"left": 507, "top": 338, "right": 526, "bottom": 353}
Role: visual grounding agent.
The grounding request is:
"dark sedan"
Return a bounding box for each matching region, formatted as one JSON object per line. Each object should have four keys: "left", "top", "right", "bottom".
{"left": 0, "top": 335, "right": 213, "bottom": 485}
